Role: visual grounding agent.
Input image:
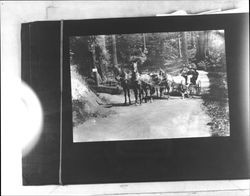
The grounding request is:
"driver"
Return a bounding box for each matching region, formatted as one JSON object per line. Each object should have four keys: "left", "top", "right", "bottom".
{"left": 190, "top": 68, "right": 199, "bottom": 85}
{"left": 180, "top": 66, "right": 190, "bottom": 85}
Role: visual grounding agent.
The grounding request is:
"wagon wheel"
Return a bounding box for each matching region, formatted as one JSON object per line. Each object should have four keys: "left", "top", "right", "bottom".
{"left": 196, "top": 80, "right": 202, "bottom": 95}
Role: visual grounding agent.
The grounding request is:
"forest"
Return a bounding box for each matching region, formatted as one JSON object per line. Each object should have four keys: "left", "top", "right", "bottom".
{"left": 70, "top": 30, "right": 226, "bottom": 84}
{"left": 70, "top": 30, "right": 229, "bottom": 138}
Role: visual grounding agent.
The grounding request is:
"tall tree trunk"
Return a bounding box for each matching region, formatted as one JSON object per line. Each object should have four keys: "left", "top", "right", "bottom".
{"left": 91, "top": 46, "right": 99, "bottom": 85}
{"left": 102, "top": 35, "right": 106, "bottom": 49}
{"left": 178, "top": 37, "right": 182, "bottom": 58}
{"left": 204, "top": 31, "right": 209, "bottom": 57}
{"left": 181, "top": 32, "right": 188, "bottom": 64}
{"left": 196, "top": 31, "right": 206, "bottom": 62}
{"left": 206, "top": 31, "right": 212, "bottom": 56}
{"left": 91, "top": 46, "right": 96, "bottom": 71}
{"left": 190, "top": 32, "right": 196, "bottom": 48}
{"left": 112, "top": 35, "right": 118, "bottom": 66}
{"left": 87, "top": 36, "right": 96, "bottom": 77}
{"left": 86, "top": 51, "right": 93, "bottom": 78}
{"left": 98, "top": 35, "right": 106, "bottom": 80}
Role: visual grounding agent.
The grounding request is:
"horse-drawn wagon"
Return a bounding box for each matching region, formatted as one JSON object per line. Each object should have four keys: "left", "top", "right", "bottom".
{"left": 187, "top": 79, "right": 201, "bottom": 97}
{"left": 164, "top": 67, "right": 202, "bottom": 98}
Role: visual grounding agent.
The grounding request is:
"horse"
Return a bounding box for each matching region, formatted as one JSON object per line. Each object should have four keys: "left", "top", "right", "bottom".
{"left": 187, "top": 69, "right": 200, "bottom": 97}
{"left": 158, "top": 70, "right": 172, "bottom": 98}
{"left": 170, "top": 74, "right": 191, "bottom": 99}
{"left": 139, "top": 73, "right": 155, "bottom": 103}
{"left": 114, "top": 66, "right": 132, "bottom": 105}
{"left": 150, "top": 69, "right": 171, "bottom": 98}
{"left": 130, "top": 61, "right": 143, "bottom": 105}
{"left": 114, "top": 62, "right": 143, "bottom": 105}
{"left": 180, "top": 67, "right": 200, "bottom": 97}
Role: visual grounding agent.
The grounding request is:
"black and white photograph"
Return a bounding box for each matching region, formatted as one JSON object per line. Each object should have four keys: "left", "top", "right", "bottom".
{"left": 2, "top": 0, "right": 249, "bottom": 195}
{"left": 70, "top": 30, "right": 230, "bottom": 142}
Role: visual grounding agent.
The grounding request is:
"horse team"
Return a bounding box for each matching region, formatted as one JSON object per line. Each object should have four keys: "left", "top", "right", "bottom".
{"left": 115, "top": 62, "right": 200, "bottom": 105}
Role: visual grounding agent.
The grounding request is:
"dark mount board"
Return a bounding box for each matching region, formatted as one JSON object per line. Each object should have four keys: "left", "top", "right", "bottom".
{"left": 21, "top": 13, "right": 249, "bottom": 185}
{"left": 21, "top": 21, "right": 61, "bottom": 185}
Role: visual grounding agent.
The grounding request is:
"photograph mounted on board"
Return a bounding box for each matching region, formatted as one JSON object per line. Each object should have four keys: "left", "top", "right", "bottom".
{"left": 70, "top": 30, "right": 230, "bottom": 143}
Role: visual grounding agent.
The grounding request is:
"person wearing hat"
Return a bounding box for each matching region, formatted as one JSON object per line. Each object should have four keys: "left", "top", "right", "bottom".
{"left": 180, "top": 65, "right": 190, "bottom": 85}
{"left": 190, "top": 68, "right": 199, "bottom": 85}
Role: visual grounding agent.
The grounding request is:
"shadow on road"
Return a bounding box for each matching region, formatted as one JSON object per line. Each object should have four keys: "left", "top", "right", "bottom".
{"left": 108, "top": 95, "right": 203, "bottom": 107}
{"left": 111, "top": 103, "right": 131, "bottom": 107}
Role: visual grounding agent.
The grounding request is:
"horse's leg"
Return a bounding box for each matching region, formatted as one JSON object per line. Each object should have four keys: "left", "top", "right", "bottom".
{"left": 168, "top": 86, "right": 170, "bottom": 99}
{"left": 149, "top": 86, "right": 153, "bottom": 102}
{"left": 160, "top": 87, "right": 164, "bottom": 97}
{"left": 144, "top": 87, "right": 147, "bottom": 103}
{"left": 150, "top": 90, "right": 153, "bottom": 102}
{"left": 133, "top": 87, "right": 138, "bottom": 104}
{"left": 145, "top": 88, "right": 148, "bottom": 103}
{"left": 141, "top": 85, "right": 146, "bottom": 103}
{"left": 127, "top": 88, "right": 131, "bottom": 105}
{"left": 139, "top": 86, "right": 142, "bottom": 104}
{"left": 166, "top": 86, "right": 169, "bottom": 99}
{"left": 188, "top": 86, "right": 192, "bottom": 98}
{"left": 150, "top": 86, "right": 154, "bottom": 102}
{"left": 123, "top": 87, "right": 127, "bottom": 105}
{"left": 140, "top": 85, "right": 145, "bottom": 103}
{"left": 181, "top": 92, "right": 185, "bottom": 99}
{"left": 186, "top": 89, "right": 190, "bottom": 98}
{"left": 141, "top": 88, "right": 146, "bottom": 103}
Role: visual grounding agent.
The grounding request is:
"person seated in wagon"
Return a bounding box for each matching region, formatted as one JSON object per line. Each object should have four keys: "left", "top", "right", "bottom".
{"left": 190, "top": 68, "right": 199, "bottom": 85}
{"left": 180, "top": 63, "right": 199, "bottom": 86}
{"left": 188, "top": 63, "right": 199, "bottom": 85}
{"left": 180, "top": 64, "right": 190, "bottom": 85}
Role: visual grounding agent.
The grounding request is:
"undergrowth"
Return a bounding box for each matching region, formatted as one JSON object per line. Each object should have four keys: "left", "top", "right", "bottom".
{"left": 72, "top": 99, "right": 115, "bottom": 127}
{"left": 202, "top": 72, "right": 230, "bottom": 136}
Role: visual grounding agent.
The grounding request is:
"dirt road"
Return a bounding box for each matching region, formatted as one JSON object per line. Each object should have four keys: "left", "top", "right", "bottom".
{"left": 73, "top": 70, "right": 212, "bottom": 142}
{"left": 74, "top": 97, "right": 211, "bottom": 142}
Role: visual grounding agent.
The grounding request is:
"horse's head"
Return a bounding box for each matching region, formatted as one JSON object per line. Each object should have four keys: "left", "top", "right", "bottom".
{"left": 150, "top": 73, "right": 158, "bottom": 80}
{"left": 113, "top": 65, "right": 121, "bottom": 76}
{"left": 159, "top": 69, "right": 166, "bottom": 77}
{"left": 114, "top": 65, "right": 128, "bottom": 82}
{"left": 180, "top": 66, "right": 190, "bottom": 76}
